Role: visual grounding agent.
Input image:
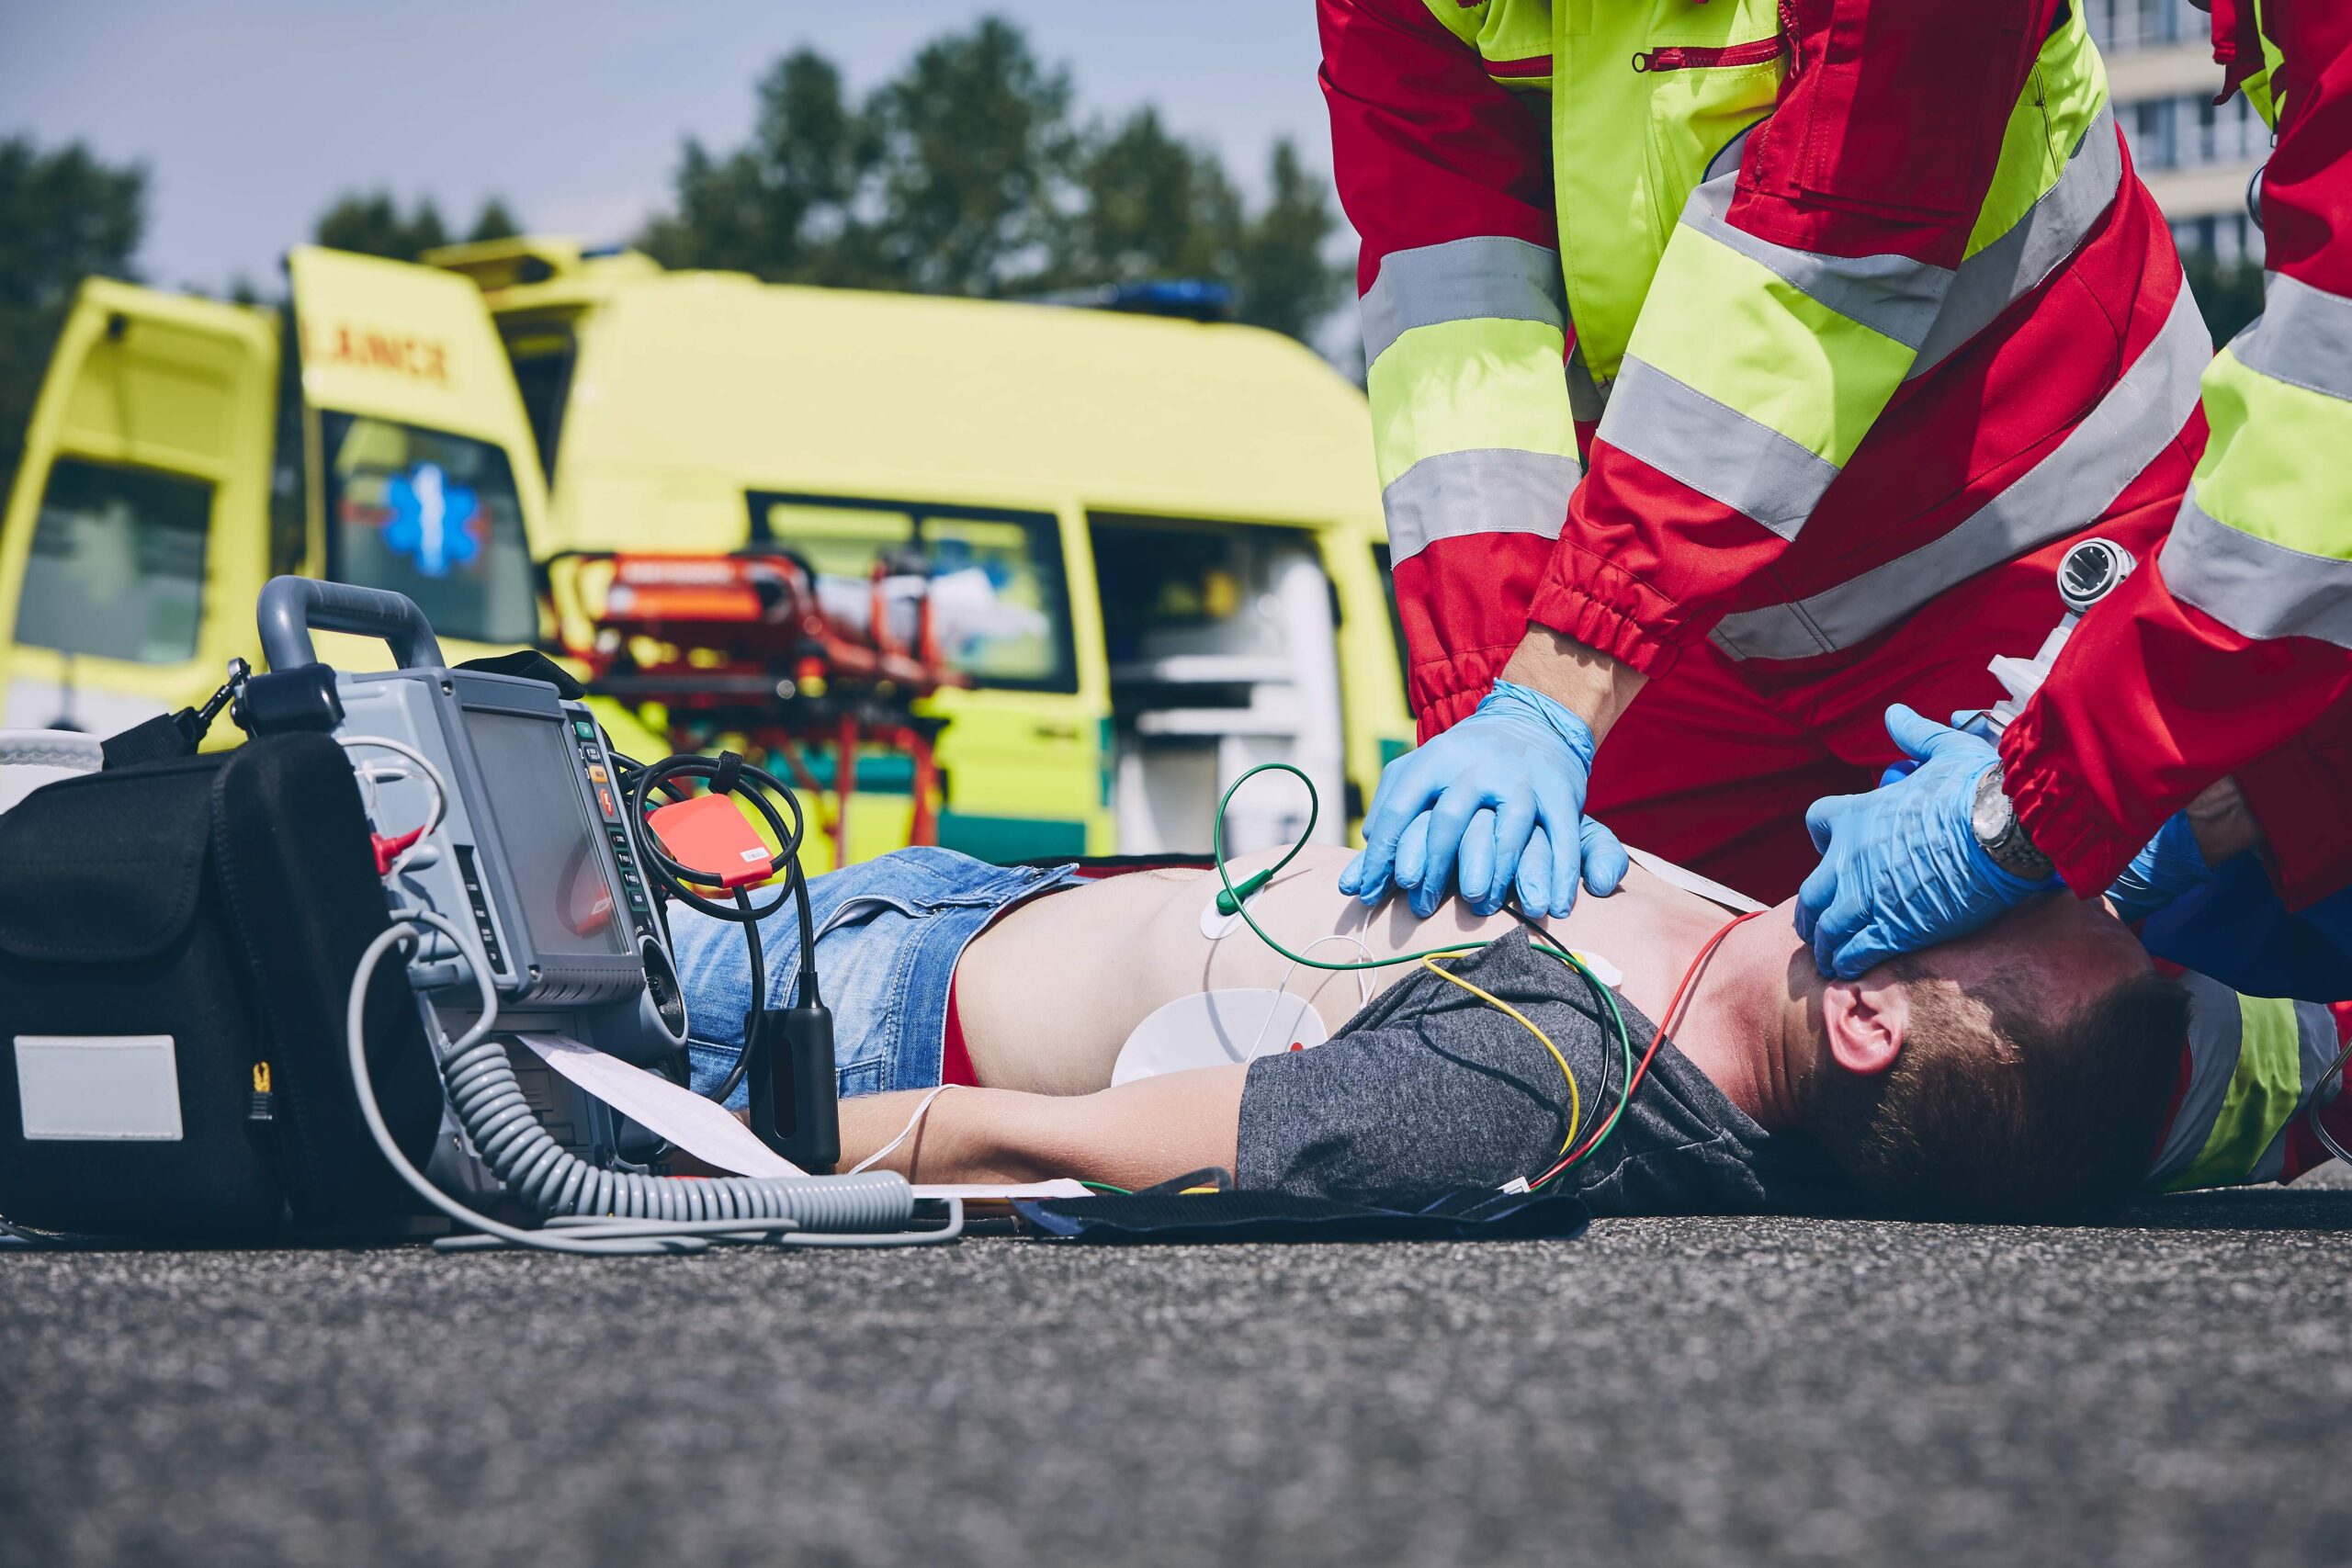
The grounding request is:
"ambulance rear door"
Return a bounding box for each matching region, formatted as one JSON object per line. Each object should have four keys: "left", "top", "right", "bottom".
{"left": 0, "top": 278, "right": 278, "bottom": 740}
{"left": 287, "top": 244, "right": 550, "bottom": 668}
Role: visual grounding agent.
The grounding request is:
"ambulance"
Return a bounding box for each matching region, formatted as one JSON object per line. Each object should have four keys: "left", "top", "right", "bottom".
{"left": 0, "top": 239, "right": 1411, "bottom": 863}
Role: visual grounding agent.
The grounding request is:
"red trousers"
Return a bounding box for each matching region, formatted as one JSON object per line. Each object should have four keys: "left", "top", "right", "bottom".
{"left": 1584, "top": 451, "right": 2196, "bottom": 905}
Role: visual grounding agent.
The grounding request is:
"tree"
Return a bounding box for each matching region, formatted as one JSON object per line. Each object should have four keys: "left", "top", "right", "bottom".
{"left": 1055, "top": 107, "right": 1244, "bottom": 290}
{"left": 0, "top": 137, "right": 146, "bottom": 504}
{"left": 1232, "top": 140, "right": 1349, "bottom": 343}
{"left": 865, "top": 17, "right": 1075, "bottom": 297}
{"left": 466, "top": 197, "right": 522, "bottom": 245}
{"left": 636, "top": 18, "right": 1348, "bottom": 346}
{"left": 313, "top": 190, "right": 522, "bottom": 262}
{"left": 636, "top": 49, "right": 881, "bottom": 286}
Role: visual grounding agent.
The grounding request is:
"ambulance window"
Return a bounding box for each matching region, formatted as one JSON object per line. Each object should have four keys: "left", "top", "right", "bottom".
{"left": 320, "top": 412, "right": 536, "bottom": 646}
{"left": 751, "top": 492, "right": 1077, "bottom": 693}
{"left": 14, "top": 457, "right": 211, "bottom": 664}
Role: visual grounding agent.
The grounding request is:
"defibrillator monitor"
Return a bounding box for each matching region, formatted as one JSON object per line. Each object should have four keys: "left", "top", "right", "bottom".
{"left": 458, "top": 699, "right": 631, "bottom": 963}
{"left": 252, "top": 577, "right": 683, "bottom": 1064}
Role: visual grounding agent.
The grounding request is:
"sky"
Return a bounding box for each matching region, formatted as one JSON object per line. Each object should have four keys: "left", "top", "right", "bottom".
{"left": 0, "top": 1, "right": 1345, "bottom": 298}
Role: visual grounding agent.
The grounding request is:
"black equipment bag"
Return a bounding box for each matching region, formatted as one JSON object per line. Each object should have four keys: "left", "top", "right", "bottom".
{"left": 0, "top": 733, "right": 442, "bottom": 1236}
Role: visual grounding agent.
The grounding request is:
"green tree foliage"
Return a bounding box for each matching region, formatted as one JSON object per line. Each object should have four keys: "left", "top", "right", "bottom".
{"left": 313, "top": 189, "right": 521, "bottom": 262}
{"left": 0, "top": 137, "right": 146, "bottom": 503}
{"left": 638, "top": 18, "right": 1348, "bottom": 344}
{"left": 465, "top": 197, "right": 523, "bottom": 246}
{"left": 2180, "top": 248, "right": 2267, "bottom": 348}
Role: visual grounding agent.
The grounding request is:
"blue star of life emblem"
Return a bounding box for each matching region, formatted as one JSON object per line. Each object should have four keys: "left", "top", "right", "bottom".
{"left": 382, "top": 461, "right": 481, "bottom": 579}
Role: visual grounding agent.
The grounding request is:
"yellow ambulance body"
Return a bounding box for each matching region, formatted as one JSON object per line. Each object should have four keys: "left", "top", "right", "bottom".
{"left": 0, "top": 240, "right": 1411, "bottom": 860}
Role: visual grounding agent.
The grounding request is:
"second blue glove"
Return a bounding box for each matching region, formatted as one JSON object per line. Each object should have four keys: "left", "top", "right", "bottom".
{"left": 1338, "top": 679, "right": 1627, "bottom": 919}
{"left": 1795, "top": 704, "right": 2057, "bottom": 978}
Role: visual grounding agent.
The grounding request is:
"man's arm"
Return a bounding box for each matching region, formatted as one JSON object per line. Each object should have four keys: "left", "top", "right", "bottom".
{"left": 839, "top": 1068, "right": 1248, "bottom": 1191}
{"left": 1320, "top": 0, "right": 1578, "bottom": 737}
{"left": 1523, "top": 0, "right": 2064, "bottom": 697}
{"left": 1997, "top": 0, "right": 2352, "bottom": 893}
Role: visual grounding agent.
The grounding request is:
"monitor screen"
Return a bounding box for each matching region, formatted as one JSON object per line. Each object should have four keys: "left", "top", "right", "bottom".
{"left": 461, "top": 708, "right": 628, "bottom": 959}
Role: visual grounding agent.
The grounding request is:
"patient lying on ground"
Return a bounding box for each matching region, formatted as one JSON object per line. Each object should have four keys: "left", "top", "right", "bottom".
{"left": 671, "top": 840, "right": 2186, "bottom": 1222}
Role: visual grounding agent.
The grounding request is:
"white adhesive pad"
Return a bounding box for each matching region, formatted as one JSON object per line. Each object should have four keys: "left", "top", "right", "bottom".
{"left": 1559, "top": 949, "right": 1624, "bottom": 990}
{"left": 1112, "top": 988, "right": 1331, "bottom": 1087}
{"left": 1200, "top": 887, "right": 1262, "bottom": 940}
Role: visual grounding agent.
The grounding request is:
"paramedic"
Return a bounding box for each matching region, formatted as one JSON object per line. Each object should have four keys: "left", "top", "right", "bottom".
{"left": 1797, "top": 0, "right": 2352, "bottom": 992}
{"left": 1324, "top": 0, "right": 2210, "bottom": 920}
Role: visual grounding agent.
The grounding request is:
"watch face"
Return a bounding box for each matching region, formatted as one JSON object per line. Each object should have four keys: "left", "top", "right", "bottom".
{"left": 1970, "top": 768, "right": 2012, "bottom": 843}
{"left": 2058, "top": 537, "right": 2133, "bottom": 614}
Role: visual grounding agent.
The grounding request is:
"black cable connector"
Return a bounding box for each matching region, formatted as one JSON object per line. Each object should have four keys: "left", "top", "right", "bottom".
{"left": 628, "top": 749, "right": 837, "bottom": 1168}
{"left": 750, "top": 997, "right": 841, "bottom": 1175}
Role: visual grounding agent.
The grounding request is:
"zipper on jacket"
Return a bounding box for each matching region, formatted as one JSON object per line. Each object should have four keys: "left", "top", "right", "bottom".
{"left": 1632, "top": 37, "right": 1783, "bottom": 73}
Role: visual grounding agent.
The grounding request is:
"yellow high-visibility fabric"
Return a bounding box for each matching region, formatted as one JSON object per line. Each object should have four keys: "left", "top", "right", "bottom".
{"left": 2193, "top": 349, "right": 2352, "bottom": 562}
{"left": 1627, "top": 233, "right": 1915, "bottom": 468}
{"left": 2168, "top": 993, "right": 2305, "bottom": 1193}
{"left": 1366, "top": 316, "right": 1577, "bottom": 488}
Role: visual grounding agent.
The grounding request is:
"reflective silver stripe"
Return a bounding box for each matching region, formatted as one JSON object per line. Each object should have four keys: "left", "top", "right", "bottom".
{"left": 1566, "top": 343, "right": 1608, "bottom": 423}
{"left": 2230, "top": 271, "right": 2352, "bottom": 400}
{"left": 1597, "top": 355, "right": 1840, "bottom": 542}
{"left": 2148, "top": 971, "right": 2245, "bottom": 1186}
{"left": 1381, "top": 447, "right": 1580, "bottom": 564}
{"left": 1683, "top": 175, "right": 1951, "bottom": 351}
{"left": 1711, "top": 281, "right": 2206, "bottom": 661}
{"left": 2159, "top": 489, "right": 2352, "bottom": 650}
{"left": 1360, "top": 236, "right": 1567, "bottom": 367}
{"left": 1910, "top": 103, "right": 2123, "bottom": 378}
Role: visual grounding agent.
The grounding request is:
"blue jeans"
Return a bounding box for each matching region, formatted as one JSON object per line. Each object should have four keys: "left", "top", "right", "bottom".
{"left": 670, "top": 848, "right": 1081, "bottom": 1108}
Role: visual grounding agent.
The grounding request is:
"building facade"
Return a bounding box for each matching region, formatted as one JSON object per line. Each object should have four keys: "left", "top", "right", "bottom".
{"left": 2087, "top": 0, "right": 2269, "bottom": 262}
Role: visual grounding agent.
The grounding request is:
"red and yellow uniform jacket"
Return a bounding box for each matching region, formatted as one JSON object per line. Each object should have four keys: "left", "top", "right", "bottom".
{"left": 2002, "top": 0, "right": 2352, "bottom": 908}
{"left": 1322, "top": 0, "right": 2208, "bottom": 737}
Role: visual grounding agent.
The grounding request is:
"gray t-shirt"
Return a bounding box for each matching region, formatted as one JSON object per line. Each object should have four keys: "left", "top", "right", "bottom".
{"left": 1235, "top": 929, "right": 1856, "bottom": 1217}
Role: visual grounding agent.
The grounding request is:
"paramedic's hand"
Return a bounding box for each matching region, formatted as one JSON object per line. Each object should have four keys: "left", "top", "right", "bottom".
{"left": 2104, "top": 810, "right": 2214, "bottom": 927}
{"left": 1338, "top": 680, "right": 1627, "bottom": 919}
{"left": 1795, "top": 705, "right": 2058, "bottom": 979}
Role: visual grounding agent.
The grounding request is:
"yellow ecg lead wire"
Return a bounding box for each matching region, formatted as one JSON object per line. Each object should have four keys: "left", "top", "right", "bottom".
{"left": 1416, "top": 952, "right": 1580, "bottom": 1153}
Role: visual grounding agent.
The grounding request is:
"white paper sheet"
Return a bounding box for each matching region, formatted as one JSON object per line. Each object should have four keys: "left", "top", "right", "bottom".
{"left": 514, "top": 1032, "right": 807, "bottom": 1179}
{"left": 912, "top": 1179, "right": 1091, "bottom": 1201}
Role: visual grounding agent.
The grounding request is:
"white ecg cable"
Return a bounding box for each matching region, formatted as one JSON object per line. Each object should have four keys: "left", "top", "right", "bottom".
{"left": 847, "top": 1083, "right": 956, "bottom": 1175}
{"left": 1243, "top": 931, "right": 1376, "bottom": 1061}
{"left": 338, "top": 734, "right": 447, "bottom": 874}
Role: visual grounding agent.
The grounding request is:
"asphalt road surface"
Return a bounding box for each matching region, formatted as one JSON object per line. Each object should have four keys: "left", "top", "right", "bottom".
{"left": 5, "top": 1178, "right": 2349, "bottom": 1568}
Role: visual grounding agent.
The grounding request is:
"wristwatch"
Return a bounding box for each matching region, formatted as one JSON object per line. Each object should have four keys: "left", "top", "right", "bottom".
{"left": 1971, "top": 767, "right": 2055, "bottom": 882}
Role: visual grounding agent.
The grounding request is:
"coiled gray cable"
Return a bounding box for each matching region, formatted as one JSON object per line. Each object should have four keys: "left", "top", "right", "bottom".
{"left": 347, "top": 909, "right": 960, "bottom": 1254}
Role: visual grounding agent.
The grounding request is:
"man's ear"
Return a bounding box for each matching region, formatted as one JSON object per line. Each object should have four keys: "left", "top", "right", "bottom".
{"left": 1820, "top": 976, "right": 1909, "bottom": 1077}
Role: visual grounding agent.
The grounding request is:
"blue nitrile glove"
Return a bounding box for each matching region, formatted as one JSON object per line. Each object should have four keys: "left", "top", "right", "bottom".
{"left": 2104, "top": 810, "right": 2214, "bottom": 927}
{"left": 1795, "top": 704, "right": 2059, "bottom": 978}
{"left": 1338, "top": 679, "right": 1628, "bottom": 919}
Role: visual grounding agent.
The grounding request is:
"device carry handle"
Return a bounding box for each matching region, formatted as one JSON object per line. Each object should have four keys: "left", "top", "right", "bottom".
{"left": 257, "top": 576, "right": 447, "bottom": 671}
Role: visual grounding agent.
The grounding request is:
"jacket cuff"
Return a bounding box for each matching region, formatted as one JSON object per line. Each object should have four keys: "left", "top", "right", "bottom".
{"left": 1407, "top": 646, "right": 1514, "bottom": 740}
{"left": 2235, "top": 741, "right": 2352, "bottom": 912}
{"left": 1998, "top": 711, "right": 2153, "bottom": 896}
{"left": 1525, "top": 540, "right": 1687, "bottom": 680}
